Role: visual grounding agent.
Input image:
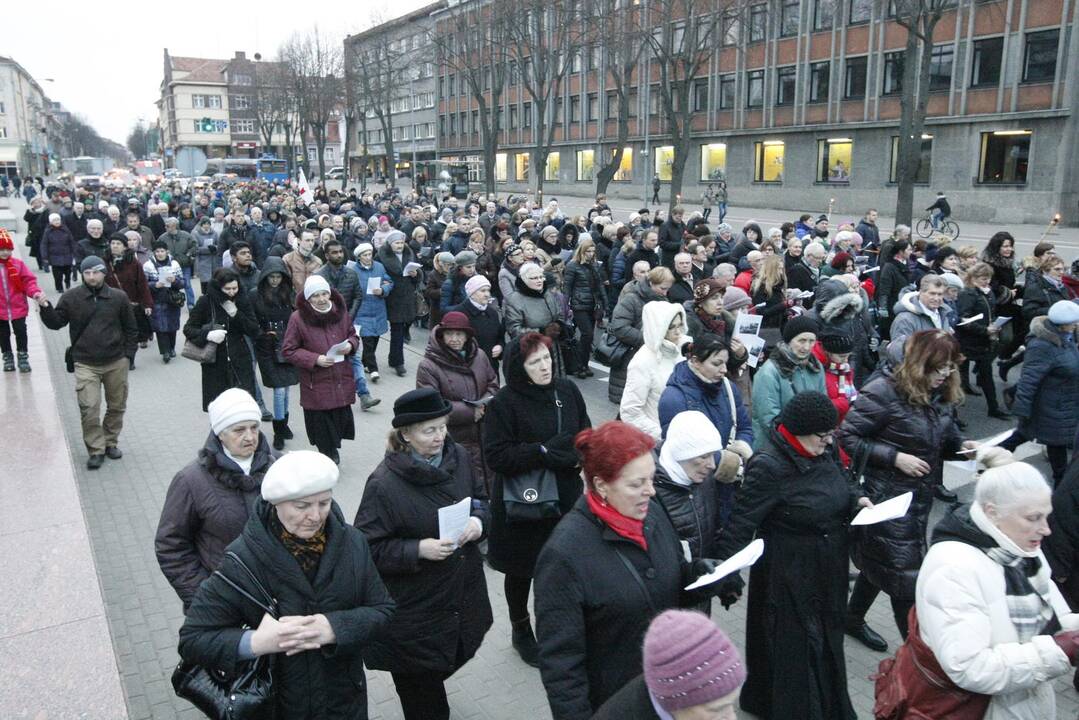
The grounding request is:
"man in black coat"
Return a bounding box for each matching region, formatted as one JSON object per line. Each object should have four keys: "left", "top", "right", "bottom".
{"left": 856, "top": 208, "right": 881, "bottom": 267}
{"left": 626, "top": 230, "right": 661, "bottom": 271}
{"left": 787, "top": 241, "right": 826, "bottom": 293}
{"left": 40, "top": 255, "right": 137, "bottom": 469}
{"left": 317, "top": 239, "right": 362, "bottom": 319}
{"left": 658, "top": 206, "right": 686, "bottom": 269}
{"left": 666, "top": 252, "right": 699, "bottom": 306}
{"left": 875, "top": 239, "right": 913, "bottom": 339}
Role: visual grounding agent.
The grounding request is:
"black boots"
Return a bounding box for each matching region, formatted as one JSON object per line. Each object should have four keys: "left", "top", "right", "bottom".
{"left": 960, "top": 380, "right": 981, "bottom": 396}
{"left": 2, "top": 352, "right": 13, "bottom": 372}
{"left": 845, "top": 618, "right": 888, "bottom": 652}
{"left": 511, "top": 615, "right": 540, "bottom": 667}
{"left": 281, "top": 413, "right": 294, "bottom": 439}
{"left": 272, "top": 418, "right": 293, "bottom": 451}
{"left": 998, "top": 350, "right": 1024, "bottom": 382}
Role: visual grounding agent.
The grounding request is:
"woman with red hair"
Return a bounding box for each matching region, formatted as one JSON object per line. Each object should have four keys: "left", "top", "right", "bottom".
{"left": 533, "top": 420, "right": 721, "bottom": 720}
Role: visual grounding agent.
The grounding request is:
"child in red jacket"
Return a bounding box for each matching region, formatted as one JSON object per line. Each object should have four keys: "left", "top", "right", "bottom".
{"left": 0, "top": 227, "right": 46, "bottom": 372}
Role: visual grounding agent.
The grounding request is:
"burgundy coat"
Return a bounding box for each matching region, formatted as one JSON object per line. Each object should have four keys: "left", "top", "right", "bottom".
{"left": 415, "top": 332, "right": 499, "bottom": 484}
{"left": 282, "top": 289, "right": 359, "bottom": 411}
{"left": 105, "top": 252, "right": 153, "bottom": 310}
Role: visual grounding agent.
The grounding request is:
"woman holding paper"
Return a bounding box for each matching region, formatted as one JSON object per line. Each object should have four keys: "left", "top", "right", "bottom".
{"left": 955, "top": 262, "right": 1010, "bottom": 419}
{"left": 840, "top": 329, "right": 974, "bottom": 649}
{"left": 353, "top": 388, "right": 492, "bottom": 720}
{"left": 713, "top": 391, "right": 870, "bottom": 720}
{"left": 353, "top": 242, "right": 392, "bottom": 381}
{"left": 281, "top": 275, "right": 360, "bottom": 464}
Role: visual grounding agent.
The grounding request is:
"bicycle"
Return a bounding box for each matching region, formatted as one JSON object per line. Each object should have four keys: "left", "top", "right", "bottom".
{"left": 915, "top": 214, "right": 960, "bottom": 241}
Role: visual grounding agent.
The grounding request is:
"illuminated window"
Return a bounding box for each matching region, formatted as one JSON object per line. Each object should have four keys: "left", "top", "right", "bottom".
{"left": 613, "top": 148, "right": 633, "bottom": 181}
{"left": 654, "top": 146, "right": 675, "bottom": 181}
{"left": 576, "top": 149, "right": 595, "bottom": 180}
{"left": 978, "top": 131, "right": 1031, "bottom": 184}
{"left": 494, "top": 153, "right": 507, "bottom": 182}
{"left": 515, "top": 153, "right": 530, "bottom": 181}
{"left": 889, "top": 135, "right": 932, "bottom": 183}
{"left": 546, "top": 152, "right": 560, "bottom": 181}
{"left": 700, "top": 143, "right": 727, "bottom": 181}
{"left": 817, "top": 138, "right": 852, "bottom": 182}
{"left": 753, "top": 141, "right": 784, "bottom": 183}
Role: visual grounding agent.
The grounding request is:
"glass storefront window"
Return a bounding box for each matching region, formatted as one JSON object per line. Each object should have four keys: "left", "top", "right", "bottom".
{"left": 494, "top": 153, "right": 507, "bottom": 182}
{"left": 817, "top": 138, "right": 852, "bottom": 182}
{"left": 515, "top": 153, "right": 530, "bottom": 181}
{"left": 576, "top": 149, "right": 595, "bottom": 181}
{"left": 979, "top": 130, "right": 1031, "bottom": 184}
{"left": 753, "top": 141, "right": 784, "bottom": 182}
{"left": 889, "top": 135, "right": 932, "bottom": 183}
{"left": 701, "top": 143, "right": 727, "bottom": 181}
{"left": 655, "top": 145, "right": 675, "bottom": 181}
{"left": 613, "top": 147, "right": 633, "bottom": 181}
{"left": 545, "top": 152, "right": 560, "bottom": 181}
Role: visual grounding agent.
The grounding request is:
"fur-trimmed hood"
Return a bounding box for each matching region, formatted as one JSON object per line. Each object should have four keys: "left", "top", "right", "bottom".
{"left": 1029, "top": 315, "right": 1067, "bottom": 347}
{"left": 815, "top": 283, "right": 865, "bottom": 323}
{"left": 893, "top": 290, "right": 935, "bottom": 318}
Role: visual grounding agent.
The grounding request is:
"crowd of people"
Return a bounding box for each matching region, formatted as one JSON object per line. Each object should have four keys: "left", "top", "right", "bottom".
{"left": 2, "top": 170, "right": 1079, "bottom": 720}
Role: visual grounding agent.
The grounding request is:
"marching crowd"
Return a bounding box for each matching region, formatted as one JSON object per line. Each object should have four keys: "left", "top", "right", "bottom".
{"left": 1, "top": 172, "right": 1078, "bottom": 720}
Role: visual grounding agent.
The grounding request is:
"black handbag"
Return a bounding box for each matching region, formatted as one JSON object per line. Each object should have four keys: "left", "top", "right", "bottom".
{"left": 172, "top": 552, "right": 277, "bottom": 720}
{"left": 503, "top": 391, "right": 564, "bottom": 522}
{"left": 593, "top": 329, "right": 632, "bottom": 368}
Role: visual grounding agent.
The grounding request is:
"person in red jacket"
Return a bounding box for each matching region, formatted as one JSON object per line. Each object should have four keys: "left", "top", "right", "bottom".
{"left": 0, "top": 228, "right": 46, "bottom": 372}
{"left": 812, "top": 330, "right": 857, "bottom": 423}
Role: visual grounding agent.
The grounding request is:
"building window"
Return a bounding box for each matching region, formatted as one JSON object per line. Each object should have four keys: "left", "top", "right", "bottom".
{"left": 232, "top": 73, "right": 252, "bottom": 85}
{"left": 588, "top": 46, "right": 601, "bottom": 71}
{"left": 449, "top": 114, "right": 456, "bottom": 135}
{"left": 554, "top": 98, "right": 565, "bottom": 125}
{"left": 849, "top": 0, "right": 872, "bottom": 23}
{"left": 587, "top": 93, "right": 599, "bottom": 122}
{"left": 971, "top": 37, "right": 1003, "bottom": 87}
{"left": 606, "top": 92, "right": 619, "bottom": 120}
{"left": 883, "top": 52, "right": 904, "bottom": 95}
{"left": 515, "top": 153, "right": 529, "bottom": 181}
{"left": 929, "top": 45, "right": 954, "bottom": 91}
{"left": 749, "top": 4, "right": 767, "bottom": 42}
{"left": 208, "top": 95, "right": 222, "bottom": 109}
{"left": 978, "top": 130, "right": 1031, "bottom": 184}
{"left": 817, "top": 138, "right": 852, "bottom": 182}
{"left": 0, "top": 127, "right": 7, "bottom": 139}
{"left": 844, "top": 57, "right": 868, "bottom": 99}
{"left": 232, "top": 95, "right": 249, "bottom": 110}
{"left": 509, "top": 105, "right": 518, "bottom": 130}
{"left": 1023, "top": 29, "right": 1059, "bottom": 83}
{"left": 569, "top": 96, "right": 581, "bottom": 123}
{"left": 692, "top": 81, "right": 709, "bottom": 112}
{"left": 576, "top": 149, "right": 595, "bottom": 180}
{"left": 570, "top": 51, "right": 582, "bottom": 74}
{"left": 889, "top": 135, "right": 933, "bottom": 183}
{"left": 627, "top": 90, "right": 638, "bottom": 117}
{"left": 613, "top": 147, "right": 633, "bottom": 181}
{"left": 780, "top": 0, "right": 800, "bottom": 36}
{"left": 546, "top": 152, "right": 560, "bottom": 181}
{"left": 523, "top": 102, "right": 532, "bottom": 128}
{"left": 753, "top": 141, "right": 784, "bottom": 182}
{"left": 494, "top": 152, "right": 507, "bottom": 182}
{"left": 392, "top": 125, "right": 409, "bottom": 142}
{"left": 233, "top": 119, "right": 255, "bottom": 134}
{"left": 722, "top": 11, "right": 741, "bottom": 46}
{"left": 701, "top": 143, "right": 727, "bottom": 181}
{"left": 649, "top": 85, "right": 661, "bottom": 115}
{"left": 747, "top": 70, "right": 764, "bottom": 108}
{"left": 471, "top": 110, "right": 479, "bottom": 134}
{"left": 192, "top": 94, "right": 206, "bottom": 108}
{"left": 776, "top": 66, "right": 797, "bottom": 105}
{"left": 655, "top": 146, "right": 675, "bottom": 181}
{"left": 809, "top": 61, "right": 830, "bottom": 102}
{"left": 813, "top": 0, "right": 835, "bottom": 30}
{"left": 719, "top": 74, "right": 736, "bottom": 109}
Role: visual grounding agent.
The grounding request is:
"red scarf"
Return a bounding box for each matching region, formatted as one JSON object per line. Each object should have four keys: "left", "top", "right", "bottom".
{"left": 777, "top": 423, "right": 816, "bottom": 458}
{"left": 1, "top": 258, "right": 22, "bottom": 296}
{"left": 585, "top": 490, "right": 648, "bottom": 551}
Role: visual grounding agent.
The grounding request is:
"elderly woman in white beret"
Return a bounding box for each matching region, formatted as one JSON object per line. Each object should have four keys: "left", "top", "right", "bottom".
{"left": 901, "top": 450, "right": 1079, "bottom": 720}
{"left": 155, "top": 389, "right": 278, "bottom": 611}
{"left": 178, "top": 450, "right": 395, "bottom": 719}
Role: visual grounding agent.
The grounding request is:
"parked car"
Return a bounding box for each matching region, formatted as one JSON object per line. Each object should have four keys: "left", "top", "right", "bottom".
{"left": 325, "top": 166, "right": 346, "bottom": 180}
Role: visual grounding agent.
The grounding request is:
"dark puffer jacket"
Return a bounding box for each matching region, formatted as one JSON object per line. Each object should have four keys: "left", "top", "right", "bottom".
{"left": 154, "top": 432, "right": 277, "bottom": 608}
{"left": 562, "top": 260, "right": 607, "bottom": 313}
{"left": 652, "top": 461, "right": 722, "bottom": 560}
{"left": 838, "top": 375, "right": 965, "bottom": 601}
{"left": 249, "top": 258, "right": 300, "bottom": 388}
{"left": 1021, "top": 271, "right": 1069, "bottom": 322}
{"left": 1044, "top": 439, "right": 1079, "bottom": 606}
{"left": 1013, "top": 316, "right": 1079, "bottom": 448}
{"left": 317, "top": 262, "right": 362, "bottom": 319}
{"left": 178, "top": 500, "right": 394, "bottom": 720}
{"left": 353, "top": 440, "right": 492, "bottom": 675}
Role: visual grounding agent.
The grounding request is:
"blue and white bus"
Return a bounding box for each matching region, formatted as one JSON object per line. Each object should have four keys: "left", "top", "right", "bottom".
{"left": 203, "top": 156, "right": 289, "bottom": 184}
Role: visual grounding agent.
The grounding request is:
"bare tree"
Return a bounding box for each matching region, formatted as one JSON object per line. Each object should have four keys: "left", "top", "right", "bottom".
{"left": 428, "top": 3, "right": 513, "bottom": 196}
{"left": 281, "top": 28, "right": 344, "bottom": 180}
{"left": 251, "top": 61, "right": 293, "bottom": 161}
{"left": 589, "top": 0, "right": 648, "bottom": 196}
{"left": 891, "top": 0, "right": 950, "bottom": 226}
{"left": 645, "top": 0, "right": 724, "bottom": 212}
{"left": 505, "top": 0, "right": 581, "bottom": 194}
{"left": 348, "top": 31, "right": 409, "bottom": 184}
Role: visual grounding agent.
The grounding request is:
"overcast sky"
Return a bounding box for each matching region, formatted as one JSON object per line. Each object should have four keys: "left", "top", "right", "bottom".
{"left": 3, "top": 0, "right": 431, "bottom": 147}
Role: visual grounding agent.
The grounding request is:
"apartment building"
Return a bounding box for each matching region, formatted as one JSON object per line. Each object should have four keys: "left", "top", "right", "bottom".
{"left": 436, "top": 0, "right": 1077, "bottom": 224}
{"left": 0, "top": 55, "right": 68, "bottom": 177}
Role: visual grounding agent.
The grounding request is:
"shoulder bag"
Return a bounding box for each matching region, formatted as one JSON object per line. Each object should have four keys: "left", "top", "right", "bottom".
{"left": 181, "top": 303, "right": 223, "bottom": 364}
{"left": 172, "top": 551, "right": 278, "bottom": 720}
{"left": 64, "top": 299, "right": 101, "bottom": 373}
{"left": 503, "top": 391, "right": 565, "bottom": 523}
{"left": 593, "top": 329, "right": 632, "bottom": 368}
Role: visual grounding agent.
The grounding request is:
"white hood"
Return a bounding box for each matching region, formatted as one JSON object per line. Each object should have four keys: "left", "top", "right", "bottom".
{"left": 641, "top": 300, "right": 688, "bottom": 355}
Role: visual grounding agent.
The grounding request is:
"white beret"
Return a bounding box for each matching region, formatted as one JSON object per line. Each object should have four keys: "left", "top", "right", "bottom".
{"left": 208, "top": 388, "right": 261, "bottom": 436}
{"left": 261, "top": 450, "right": 339, "bottom": 504}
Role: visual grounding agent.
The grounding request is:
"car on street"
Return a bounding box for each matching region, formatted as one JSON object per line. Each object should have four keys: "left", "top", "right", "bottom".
{"left": 325, "top": 166, "right": 346, "bottom": 180}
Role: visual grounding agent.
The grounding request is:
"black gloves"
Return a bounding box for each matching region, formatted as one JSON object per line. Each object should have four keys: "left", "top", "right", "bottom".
{"left": 717, "top": 574, "right": 745, "bottom": 610}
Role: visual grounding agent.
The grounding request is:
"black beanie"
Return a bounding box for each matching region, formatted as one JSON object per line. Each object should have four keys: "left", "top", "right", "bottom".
{"left": 820, "top": 331, "right": 854, "bottom": 354}
{"left": 779, "top": 392, "right": 838, "bottom": 436}
{"left": 782, "top": 315, "right": 820, "bottom": 344}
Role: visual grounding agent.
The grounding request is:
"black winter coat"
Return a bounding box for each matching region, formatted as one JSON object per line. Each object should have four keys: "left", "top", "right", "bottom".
{"left": 353, "top": 441, "right": 493, "bottom": 674}
{"left": 786, "top": 260, "right": 818, "bottom": 294}
{"left": 875, "top": 258, "right": 912, "bottom": 318}
{"left": 652, "top": 462, "right": 722, "bottom": 561}
{"left": 534, "top": 496, "right": 705, "bottom": 720}
{"left": 378, "top": 242, "right": 419, "bottom": 323}
{"left": 249, "top": 258, "right": 299, "bottom": 388}
{"left": 1044, "top": 451, "right": 1079, "bottom": 606}
{"left": 482, "top": 340, "right": 591, "bottom": 578}
{"left": 178, "top": 500, "right": 395, "bottom": 720}
{"left": 563, "top": 260, "right": 607, "bottom": 313}
{"left": 716, "top": 426, "right": 861, "bottom": 720}
{"left": 318, "top": 262, "right": 362, "bottom": 319}
{"left": 658, "top": 219, "right": 685, "bottom": 268}
{"left": 954, "top": 286, "right": 998, "bottom": 358}
{"left": 183, "top": 282, "right": 260, "bottom": 411}
{"left": 39, "top": 283, "right": 137, "bottom": 364}
{"left": 154, "top": 432, "right": 277, "bottom": 608}
{"left": 590, "top": 675, "right": 661, "bottom": 720}
{"left": 838, "top": 376, "right": 964, "bottom": 601}
{"left": 1021, "top": 271, "right": 1069, "bottom": 322}
{"left": 450, "top": 299, "right": 505, "bottom": 373}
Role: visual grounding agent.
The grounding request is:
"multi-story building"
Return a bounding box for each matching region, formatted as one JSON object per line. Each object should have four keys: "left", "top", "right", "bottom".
{"left": 158, "top": 51, "right": 232, "bottom": 160}
{"left": 344, "top": 1, "right": 445, "bottom": 180}
{"left": 223, "top": 52, "right": 262, "bottom": 158}
{"left": 436, "top": 0, "right": 1077, "bottom": 224}
{"left": 0, "top": 55, "right": 68, "bottom": 177}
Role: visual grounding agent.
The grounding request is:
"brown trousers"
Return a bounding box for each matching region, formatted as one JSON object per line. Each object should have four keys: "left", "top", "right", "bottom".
{"left": 74, "top": 357, "right": 129, "bottom": 454}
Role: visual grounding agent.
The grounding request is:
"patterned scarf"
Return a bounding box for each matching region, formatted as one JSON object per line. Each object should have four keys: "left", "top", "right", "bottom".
{"left": 971, "top": 503, "right": 1054, "bottom": 643}
{"left": 270, "top": 511, "right": 327, "bottom": 581}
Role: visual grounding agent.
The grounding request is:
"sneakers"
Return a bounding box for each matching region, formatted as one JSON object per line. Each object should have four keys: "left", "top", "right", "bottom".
{"left": 105, "top": 446, "right": 123, "bottom": 460}
{"left": 369, "top": 370, "right": 380, "bottom": 383}
{"left": 360, "top": 394, "right": 381, "bottom": 411}
{"left": 16, "top": 352, "right": 30, "bottom": 372}
{"left": 2, "top": 352, "right": 13, "bottom": 372}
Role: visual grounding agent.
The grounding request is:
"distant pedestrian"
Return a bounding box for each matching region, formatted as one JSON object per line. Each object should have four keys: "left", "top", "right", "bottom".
{"left": 40, "top": 213, "right": 77, "bottom": 292}
{"left": 651, "top": 174, "right": 661, "bottom": 205}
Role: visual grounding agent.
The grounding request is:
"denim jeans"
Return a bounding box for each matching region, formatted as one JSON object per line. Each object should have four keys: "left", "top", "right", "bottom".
{"left": 718, "top": 202, "right": 728, "bottom": 223}
{"left": 272, "top": 386, "right": 290, "bottom": 420}
{"left": 182, "top": 266, "right": 195, "bottom": 307}
{"left": 350, "top": 353, "right": 370, "bottom": 396}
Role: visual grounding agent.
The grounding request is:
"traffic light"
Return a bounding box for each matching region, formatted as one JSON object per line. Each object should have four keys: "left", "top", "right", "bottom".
{"left": 200, "top": 118, "right": 214, "bottom": 133}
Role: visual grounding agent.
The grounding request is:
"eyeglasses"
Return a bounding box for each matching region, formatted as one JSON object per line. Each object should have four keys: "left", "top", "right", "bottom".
{"left": 932, "top": 364, "right": 957, "bottom": 377}
{"left": 813, "top": 431, "right": 836, "bottom": 441}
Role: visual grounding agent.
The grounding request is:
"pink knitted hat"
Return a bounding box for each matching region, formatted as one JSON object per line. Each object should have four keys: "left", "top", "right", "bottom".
{"left": 643, "top": 610, "right": 745, "bottom": 712}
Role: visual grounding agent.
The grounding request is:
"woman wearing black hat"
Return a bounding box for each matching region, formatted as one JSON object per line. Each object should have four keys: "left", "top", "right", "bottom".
{"left": 715, "top": 391, "right": 872, "bottom": 720}
{"left": 354, "top": 388, "right": 493, "bottom": 720}
{"left": 143, "top": 240, "right": 186, "bottom": 363}
{"left": 750, "top": 315, "right": 826, "bottom": 444}
{"left": 483, "top": 332, "right": 591, "bottom": 667}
